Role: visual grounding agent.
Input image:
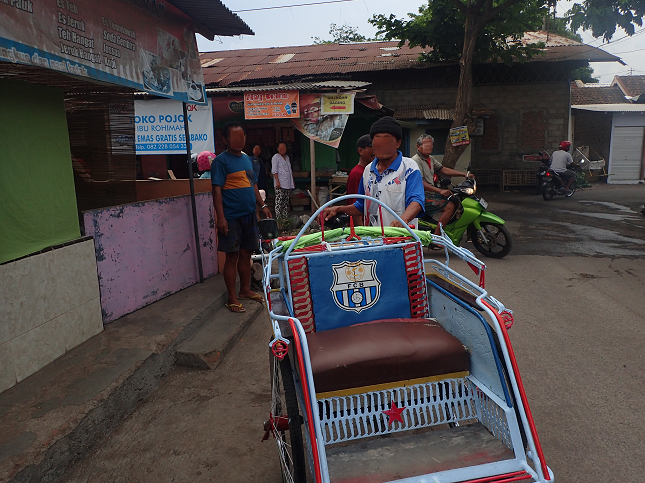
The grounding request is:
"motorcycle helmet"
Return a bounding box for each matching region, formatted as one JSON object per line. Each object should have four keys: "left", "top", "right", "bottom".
{"left": 196, "top": 151, "right": 216, "bottom": 172}
{"left": 559, "top": 141, "right": 572, "bottom": 151}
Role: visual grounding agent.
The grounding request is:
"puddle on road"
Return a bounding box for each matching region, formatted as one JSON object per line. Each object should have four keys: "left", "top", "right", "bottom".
{"left": 527, "top": 219, "right": 645, "bottom": 256}
{"left": 577, "top": 200, "right": 637, "bottom": 213}
{"left": 558, "top": 210, "right": 641, "bottom": 222}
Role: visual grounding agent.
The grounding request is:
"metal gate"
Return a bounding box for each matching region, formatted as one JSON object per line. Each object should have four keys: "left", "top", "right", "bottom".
{"left": 609, "top": 126, "right": 644, "bottom": 182}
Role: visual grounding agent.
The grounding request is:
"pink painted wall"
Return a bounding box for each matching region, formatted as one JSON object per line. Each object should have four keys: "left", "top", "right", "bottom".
{"left": 83, "top": 193, "right": 217, "bottom": 323}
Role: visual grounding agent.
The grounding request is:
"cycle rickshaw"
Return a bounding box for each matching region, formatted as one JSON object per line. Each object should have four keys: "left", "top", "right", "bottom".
{"left": 260, "top": 195, "right": 553, "bottom": 483}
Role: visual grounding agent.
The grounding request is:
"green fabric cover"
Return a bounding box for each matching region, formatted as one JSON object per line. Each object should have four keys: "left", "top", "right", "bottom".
{"left": 0, "top": 79, "right": 80, "bottom": 264}
{"left": 276, "top": 226, "right": 434, "bottom": 251}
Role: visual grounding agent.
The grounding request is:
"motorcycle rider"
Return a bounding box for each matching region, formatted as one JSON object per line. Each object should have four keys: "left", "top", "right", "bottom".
{"left": 551, "top": 141, "right": 576, "bottom": 192}
{"left": 411, "top": 134, "right": 474, "bottom": 236}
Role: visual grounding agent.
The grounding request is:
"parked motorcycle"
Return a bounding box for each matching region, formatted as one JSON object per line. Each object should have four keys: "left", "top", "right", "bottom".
{"left": 418, "top": 176, "right": 512, "bottom": 258}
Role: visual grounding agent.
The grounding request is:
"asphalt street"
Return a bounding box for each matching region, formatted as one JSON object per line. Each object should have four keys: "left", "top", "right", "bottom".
{"left": 64, "top": 184, "right": 645, "bottom": 483}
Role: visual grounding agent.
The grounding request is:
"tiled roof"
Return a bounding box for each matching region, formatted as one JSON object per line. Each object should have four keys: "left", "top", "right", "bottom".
{"left": 200, "top": 32, "right": 619, "bottom": 87}
{"left": 571, "top": 81, "right": 630, "bottom": 105}
{"left": 613, "top": 75, "right": 645, "bottom": 98}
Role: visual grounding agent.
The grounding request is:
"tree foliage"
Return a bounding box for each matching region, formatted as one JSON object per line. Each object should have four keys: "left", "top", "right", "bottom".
{"left": 568, "top": 0, "right": 645, "bottom": 41}
{"left": 313, "top": 23, "right": 378, "bottom": 44}
{"left": 370, "top": 0, "right": 547, "bottom": 65}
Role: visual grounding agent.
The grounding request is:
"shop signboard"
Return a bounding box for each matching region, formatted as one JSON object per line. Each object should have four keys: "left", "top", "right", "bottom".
{"left": 135, "top": 98, "right": 214, "bottom": 154}
{"left": 291, "top": 93, "right": 349, "bottom": 149}
{"left": 320, "top": 93, "right": 354, "bottom": 115}
{"left": 244, "top": 91, "right": 299, "bottom": 119}
{"left": 0, "top": 0, "right": 206, "bottom": 104}
{"left": 450, "top": 126, "right": 470, "bottom": 146}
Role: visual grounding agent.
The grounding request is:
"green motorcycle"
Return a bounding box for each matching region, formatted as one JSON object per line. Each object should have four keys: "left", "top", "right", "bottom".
{"left": 419, "top": 177, "right": 512, "bottom": 258}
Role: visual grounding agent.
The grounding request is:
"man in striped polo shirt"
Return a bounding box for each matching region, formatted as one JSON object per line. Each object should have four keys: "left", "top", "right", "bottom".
{"left": 212, "top": 122, "right": 272, "bottom": 313}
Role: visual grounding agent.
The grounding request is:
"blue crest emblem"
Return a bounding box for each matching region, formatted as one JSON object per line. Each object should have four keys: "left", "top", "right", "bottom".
{"left": 330, "top": 260, "right": 381, "bottom": 313}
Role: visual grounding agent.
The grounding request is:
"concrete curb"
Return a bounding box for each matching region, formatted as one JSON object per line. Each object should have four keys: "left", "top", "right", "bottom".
{"left": 176, "top": 303, "right": 265, "bottom": 370}
{"left": 3, "top": 278, "right": 241, "bottom": 483}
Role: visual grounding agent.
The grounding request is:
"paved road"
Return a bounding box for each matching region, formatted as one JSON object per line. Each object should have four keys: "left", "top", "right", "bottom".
{"left": 480, "top": 183, "right": 645, "bottom": 257}
{"left": 65, "top": 185, "right": 645, "bottom": 483}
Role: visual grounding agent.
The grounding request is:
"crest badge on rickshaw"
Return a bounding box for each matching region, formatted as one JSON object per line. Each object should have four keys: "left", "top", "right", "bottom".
{"left": 330, "top": 260, "right": 380, "bottom": 313}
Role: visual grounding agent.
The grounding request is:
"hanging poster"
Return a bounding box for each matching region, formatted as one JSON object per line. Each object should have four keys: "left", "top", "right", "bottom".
{"left": 134, "top": 98, "right": 214, "bottom": 154}
{"left": 0, "top": 0, "right": 206, "bottom": 104}
{"left": 244, "top": 91, "right": 299, "bottom": 119}
{"left": 321, "top": 93, "right": 354, "bottom": 115}
{"left": 291, "top": 93, "right": 350, "bottom": 149}
{"left": 450, "top": 126, "right": 470, "bottom": 146}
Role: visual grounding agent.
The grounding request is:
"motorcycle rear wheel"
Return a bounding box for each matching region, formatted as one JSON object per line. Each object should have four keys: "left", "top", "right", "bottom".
{"left": 542, "top": 182, "right": 555, "bottom": 201}
{"left": 565, "top": 180, "right": 577, "bottom": 198}
{"left": 469, "top": 223, "right": 512, "bottom": 259}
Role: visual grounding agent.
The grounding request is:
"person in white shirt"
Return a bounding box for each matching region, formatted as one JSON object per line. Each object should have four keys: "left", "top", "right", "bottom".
{"left": 551, "top": 141, "right": 576, "bottom": 192}
{"left": 271, "top": 141, "right": 295, "bottom": 222}
{"left": 323, "top": 116, "right": 425, "bottom": 228}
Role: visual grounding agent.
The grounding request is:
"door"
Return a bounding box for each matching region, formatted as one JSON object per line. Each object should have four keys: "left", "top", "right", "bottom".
{"left": 609, "top": 126, "right": 645, "bottom": 183}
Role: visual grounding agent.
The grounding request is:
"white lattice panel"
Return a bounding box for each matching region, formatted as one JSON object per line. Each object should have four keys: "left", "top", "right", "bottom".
{"left": 317, "top": 377, "right": 476, "bottom": 444}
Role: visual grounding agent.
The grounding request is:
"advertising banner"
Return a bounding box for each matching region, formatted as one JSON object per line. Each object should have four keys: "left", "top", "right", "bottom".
{"left": 0, "top": 0, "right": 206, "bottom": 104}
{"left": 244, "top": 91, "right": 299, "bottom": 119}
{"left": 135, "top": 99, "right": 214, "bottom": 154}
{"left": 291, "top": 93, "right": 349, "bottom": 148}
{"left": 321, "top": 93, "right": 354, "bottom": 115}
{"left": 450, "top": 126, "right": 470, "bottom": 146}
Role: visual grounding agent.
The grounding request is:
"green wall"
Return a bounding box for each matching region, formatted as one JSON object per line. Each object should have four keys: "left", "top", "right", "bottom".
{"left": 0, "top": 79, "right": 80, "bottom": 264}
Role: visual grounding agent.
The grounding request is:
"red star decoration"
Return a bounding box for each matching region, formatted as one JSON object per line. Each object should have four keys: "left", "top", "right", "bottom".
{"left": 382, "top": 401, "right": 406, "bottom": 427}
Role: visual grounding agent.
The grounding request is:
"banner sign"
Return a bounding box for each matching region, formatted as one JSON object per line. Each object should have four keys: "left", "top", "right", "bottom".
{"left": 135, "top": 98, "right": 214, "bottom": 154}
{"left": 244, "top": 91, "right": 299, "bottom": 119}
{"left": 291, "top": 93, "right": 349, "bottom": 149}
{"left": 450, "top": 126, "right": 470, "bottom": 146}
{"left": 0, "top": 0, "right": 206, "bottom": 104}
{"left": 321, "top": 93, "right": 354, "bottom": 115}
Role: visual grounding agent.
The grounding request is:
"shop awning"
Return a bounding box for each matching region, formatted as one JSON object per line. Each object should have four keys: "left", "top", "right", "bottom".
{"left": 167, "top": 0, "right": 254, "bottom": 39}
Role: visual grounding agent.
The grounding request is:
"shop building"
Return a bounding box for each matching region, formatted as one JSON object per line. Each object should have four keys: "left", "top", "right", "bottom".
{"left": 0, "top": 0, "right": 252, "bottom": 394}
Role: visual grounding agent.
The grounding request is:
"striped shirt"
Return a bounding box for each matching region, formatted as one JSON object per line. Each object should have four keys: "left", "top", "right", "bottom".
{"left": 211, "top": 151, "right": 258, "bottom": 219}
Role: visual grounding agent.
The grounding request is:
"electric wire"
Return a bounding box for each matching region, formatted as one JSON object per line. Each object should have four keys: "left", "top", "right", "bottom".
{"left": 234, "top": 0, "right": 359, "bottom": 13}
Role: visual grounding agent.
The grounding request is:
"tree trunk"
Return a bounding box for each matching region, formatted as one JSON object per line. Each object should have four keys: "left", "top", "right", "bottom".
{"left": 442, "top": 16, "right": 483, "bottom": 169}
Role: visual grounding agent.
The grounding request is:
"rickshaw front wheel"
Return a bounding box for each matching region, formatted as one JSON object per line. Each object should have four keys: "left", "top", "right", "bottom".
{"left": 270, "top": 351, "right": 307, "bottom": 483}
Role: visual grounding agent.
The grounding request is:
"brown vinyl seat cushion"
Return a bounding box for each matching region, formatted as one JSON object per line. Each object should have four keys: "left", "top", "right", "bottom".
{"left": 306, "top": 319, "right": 469, "bottom": 394}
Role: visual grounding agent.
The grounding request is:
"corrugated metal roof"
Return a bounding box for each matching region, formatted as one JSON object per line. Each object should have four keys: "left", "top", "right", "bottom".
{"left": 206, "top": 80, "right": 371, "bottom": 93}
{"left": 200, "top": 33, "right": 619, "bottom": 87}
{"left": 167, "top": 0, "right": 253, "bottom": 40}
{"left": 572, "top": 104, "right": 645, "bottom": 112}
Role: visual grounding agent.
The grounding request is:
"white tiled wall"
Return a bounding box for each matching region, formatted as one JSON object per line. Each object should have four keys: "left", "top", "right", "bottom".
{"left": 0, "top": 239, "right": 103, "bottom": 394}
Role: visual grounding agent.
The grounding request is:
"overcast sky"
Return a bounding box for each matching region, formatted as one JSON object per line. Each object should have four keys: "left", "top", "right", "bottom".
{"left": 196, "top": 0, "right": 645, "bottom": 84}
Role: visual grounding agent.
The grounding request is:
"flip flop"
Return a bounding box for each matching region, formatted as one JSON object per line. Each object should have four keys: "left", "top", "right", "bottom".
{"left": 428, "top": 243, "right": 444, "bottom": 251}
{"left": 225, "top": 303, "right": 245, "bottom": 313}
{"left": 238, "top": 293, "right": 264, "bottom": 303}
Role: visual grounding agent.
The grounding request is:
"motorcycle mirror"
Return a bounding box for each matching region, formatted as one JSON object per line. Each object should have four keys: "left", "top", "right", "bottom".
{"left": 440, "top": 178, "right": 452, "bottom": 187}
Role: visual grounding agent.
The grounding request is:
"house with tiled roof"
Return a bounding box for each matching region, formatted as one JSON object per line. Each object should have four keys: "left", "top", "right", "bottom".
{"left": 201, "top": 32, "right": 620, "bottom": 185}
{"left": 572, "top": 76, "right": 645, "bottom": 183}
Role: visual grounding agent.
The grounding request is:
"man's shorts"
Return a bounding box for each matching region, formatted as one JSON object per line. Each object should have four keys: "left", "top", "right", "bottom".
{"left": 424, "top": 192, "right": 450, "bottom": 217}
{"left": 217, "top": 212, "right": 259, "bottom": 253}
{"left": 559, "top": 169, "right": 576, "bottom": 180}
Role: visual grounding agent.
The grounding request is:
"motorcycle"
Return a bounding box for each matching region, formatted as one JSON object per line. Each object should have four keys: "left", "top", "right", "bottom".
{"left": 418, "top": 176, "right": 512, "bottom": 259}
{"left": 540, "top": 162, "right": 581, "bottom": 201}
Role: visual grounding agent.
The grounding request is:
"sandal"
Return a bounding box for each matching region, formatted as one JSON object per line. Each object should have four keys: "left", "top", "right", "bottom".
{"left": 225, "top": 303, "right": 245, "bottom": 313}
{"left": 238, "top": 292, "right": 264, "bottom": 303}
